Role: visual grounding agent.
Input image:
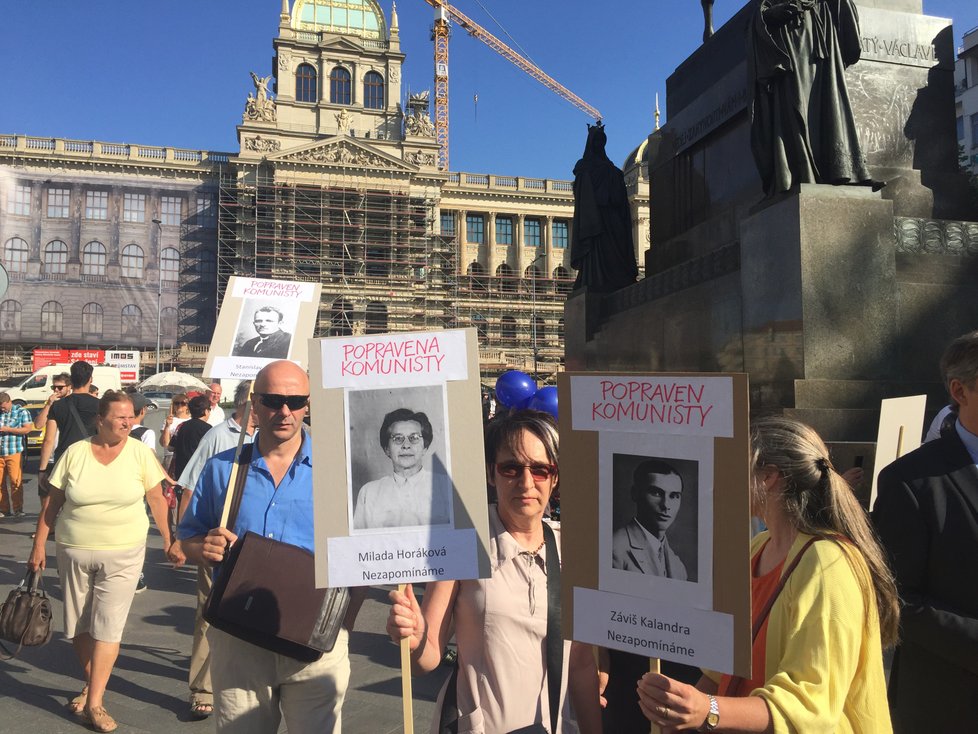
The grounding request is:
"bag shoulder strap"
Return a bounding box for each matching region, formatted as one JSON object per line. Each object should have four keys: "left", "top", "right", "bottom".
{"left": 543, "top": 521, "right": 562, "bottom": 734}
{"left": 66, "top": 397, "right": 93, "bottom": 438}
{"left": 129, "top": 425, "right": 149, "bottom": 440}
{"left": 224, "top": 443, "right": 253, "bottom": 532}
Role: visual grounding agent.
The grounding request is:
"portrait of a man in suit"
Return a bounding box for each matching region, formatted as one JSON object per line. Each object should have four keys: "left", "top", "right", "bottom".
{"left": 611, "top": 457, "right": 689, "bottom": 580}
{"left": 873, "top": 330, "right": 978, "bottom": 732}
{"left": 232, "top": 305, "right": 293, "bottom": 359}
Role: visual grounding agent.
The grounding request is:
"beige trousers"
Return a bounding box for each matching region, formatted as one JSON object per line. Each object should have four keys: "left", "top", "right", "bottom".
{"left": 189, "top": 565, "right": 213, "bottom": 704}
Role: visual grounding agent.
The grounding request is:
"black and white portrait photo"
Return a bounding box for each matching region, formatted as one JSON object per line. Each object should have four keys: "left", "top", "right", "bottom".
{"left": 610, "top": 453, "right": 699, "bottom": 582}
{"left": 231, "top": 300, "right": 298, "bottom": 359}
{"left": 347, "top": 385, "right": 453, "bottom": 533}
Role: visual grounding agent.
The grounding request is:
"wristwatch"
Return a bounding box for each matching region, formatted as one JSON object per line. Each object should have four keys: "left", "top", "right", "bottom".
{"left": 702, "top": 694, "right": 720, "bottom": 731}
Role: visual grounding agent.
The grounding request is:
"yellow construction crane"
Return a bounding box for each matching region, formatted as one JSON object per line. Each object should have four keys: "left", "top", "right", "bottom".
{"left": 422, "top": 0, "right": 602, "bottom": 170}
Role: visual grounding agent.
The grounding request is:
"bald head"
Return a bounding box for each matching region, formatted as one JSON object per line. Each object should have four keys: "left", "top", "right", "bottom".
{"left": 254, "top": 360, "right": 308, "bottom": 394}
{"left": 252, "top": 361, "right": 310, "bottom": 448}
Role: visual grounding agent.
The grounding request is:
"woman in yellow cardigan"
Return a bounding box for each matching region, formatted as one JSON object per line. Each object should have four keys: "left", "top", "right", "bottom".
{"left": 637, "top": 417, "right": 900, "bottom": 733}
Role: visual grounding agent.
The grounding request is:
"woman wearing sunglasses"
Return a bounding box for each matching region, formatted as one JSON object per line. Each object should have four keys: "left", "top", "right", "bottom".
{"left": 387, "top": 409, "right": 601, "bottom": 733}
{"left": 352, "top": 408, "right": 452, "bottom": 530}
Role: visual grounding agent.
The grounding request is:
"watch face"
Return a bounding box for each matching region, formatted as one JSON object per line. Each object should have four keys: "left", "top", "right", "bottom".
{"left": 707, "top": 712, "right": 720, "bottom": 727}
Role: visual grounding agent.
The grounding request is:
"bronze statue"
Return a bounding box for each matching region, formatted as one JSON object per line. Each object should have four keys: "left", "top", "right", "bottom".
{"left": 570, "top": 124, "right": 637, "bottom": 293}
{"left": 702, "top": 0, "right": 715, "bottom": 42}
{"left": 748, "top": 0, "right": 880, "bottom": 196}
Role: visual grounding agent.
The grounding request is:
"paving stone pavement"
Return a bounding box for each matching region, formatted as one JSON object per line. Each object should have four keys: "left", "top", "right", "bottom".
{"left": 0, "top": 454, "right": 445, "bottom": 733}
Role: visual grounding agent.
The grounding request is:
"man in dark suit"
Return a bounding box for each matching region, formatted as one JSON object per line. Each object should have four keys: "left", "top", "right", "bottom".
{"left": 874, "top": 331, "right": 978, "bottom": 732}
{"left": 611, "top": 458, "right": 688, "bottom": 580}
{"left": 233, "top": 306, "right": 292, "bottom": 359}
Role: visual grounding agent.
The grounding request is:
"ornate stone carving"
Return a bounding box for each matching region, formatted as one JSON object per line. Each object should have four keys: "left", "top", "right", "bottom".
{"left": 404, "top": 91, "right": 435, "bottom": 137}
{"left": 283, "top": 142, "right": 390, "bottom": 168}
{"left": 389, "top": 66, "right": 401, "bottom": 83}
{"left": 895, "top": 217, "right": 978, "bottom": 256}
{"left": 335, "top": 108, "right": 352, "bottom": 132}
{"left": 245, "top": 71, "right": 277, "bottom": 122}
{"left": 246, "top": 136, "right": 282, "bottom": 153}
{"left": 407, "top": 151, "right": 436, "bottom": 167}
{"left": 278, "top": 51, "right": 292, "bottom": 71}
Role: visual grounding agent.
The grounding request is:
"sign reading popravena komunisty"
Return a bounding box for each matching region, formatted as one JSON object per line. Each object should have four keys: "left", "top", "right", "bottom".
{"left": 559, "top": 372, "right": 752, "bottom": 677}
{"left": 204, "top": 276, "right": 322, "bottom": 380}
{"left": 311, "top": 328, "right": 490, "bottom": 589}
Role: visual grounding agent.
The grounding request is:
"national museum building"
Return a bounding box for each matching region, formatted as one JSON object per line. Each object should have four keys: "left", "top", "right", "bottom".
{"left": 0, "top": 0, "right": 650, "bottom": 381}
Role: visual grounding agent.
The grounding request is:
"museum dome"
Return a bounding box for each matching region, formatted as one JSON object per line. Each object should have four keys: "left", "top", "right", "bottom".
{"left": 291, "top": 0, "right": 387, "bottom": 41}
{"left": 622, "top": 137, "right": 649, "bottom": 172}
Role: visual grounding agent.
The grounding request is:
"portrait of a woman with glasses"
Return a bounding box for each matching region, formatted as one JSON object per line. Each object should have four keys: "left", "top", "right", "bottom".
{"left": 352, "top": 407, "right": 452, "bottom": 530}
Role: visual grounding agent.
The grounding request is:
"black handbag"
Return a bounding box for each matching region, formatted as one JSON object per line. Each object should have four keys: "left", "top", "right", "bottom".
{"left": 0, "top": 570, "right": 54, "bottom": 660}
{"left": 438, "top": 522, "right": 562, "bottom": 734}
{"left": 203, "top": 443, "right": 350, "bottom": 662}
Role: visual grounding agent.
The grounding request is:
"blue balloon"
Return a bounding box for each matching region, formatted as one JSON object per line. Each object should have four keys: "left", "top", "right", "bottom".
{"left": 527, "top": 386, "right": 558, "bottom": 419}
{"left": 495, "top": 370, "right": 537, "bottom": 409}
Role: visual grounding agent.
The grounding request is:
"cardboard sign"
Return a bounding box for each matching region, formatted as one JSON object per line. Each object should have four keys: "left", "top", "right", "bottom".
{"left": 869, "top": 395, "right": 926, "bottom": 510}
{"left": 559, "top": 372, "right": 752, "bottom": 677}
{"left": 203, "top": 276, "right": 321, "bottom": 380}
{"left": 311, "top": 328, "right": 490, "bottom": 589}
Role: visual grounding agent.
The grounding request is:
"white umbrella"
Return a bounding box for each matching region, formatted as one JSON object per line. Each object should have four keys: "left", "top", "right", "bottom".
{"left": 139, "top": 371, "right": 209, "bottom": 394}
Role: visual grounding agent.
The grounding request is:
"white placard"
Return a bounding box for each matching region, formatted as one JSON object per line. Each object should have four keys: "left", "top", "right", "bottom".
{"left": 574, "top": 587, "right": 735, "bottom": 673}
{"left": 870, "top": 394, "right": 927, "bottom": 509}
{"left": 327, "top": 528, "right": 478, "bottom": 587}
{"left": 231, "top": 278, "right": 318, "bottom": 302}
{"left": 571, "top": 376, "right": 734, "bottom": 437}
{"left": 599, "top": 432, "right": 714, "bottom": 608}
{"left": 322, "top": 329, "right": 469, "bottom": 389}
{"left": 105, "top": 350, "right": 140, "bottom": 383}
{"left": 210, "top": 356, "right": 301, "bottom": 381}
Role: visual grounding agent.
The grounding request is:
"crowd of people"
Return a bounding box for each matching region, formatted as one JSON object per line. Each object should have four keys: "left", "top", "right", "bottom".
{"left": 9, "top": 329, "right": 978, "bottom": 732}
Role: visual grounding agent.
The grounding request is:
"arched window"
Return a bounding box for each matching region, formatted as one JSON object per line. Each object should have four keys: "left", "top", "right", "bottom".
{"left": 43, "top": 240, "right": 68, "bottom": 276}
{"left": 365, "top": 302, "right": 388, "bottom": 334}
{"left": 161, "top": 307, "right": 178, "bottom": 342}
{"left": 41, "top": 301, "right": 63, "bottom": 335}
{"left": 3, "top": 237, "right": 28, "bottom": 273}
{"left": 363, "top": 71, "right": 384, "bottom": 109}
{"left": 467, "top": 261, "right": 488, "bottom": 292}
{"left": 122, "top": 304, "right": 142, "bottom": 339}
{"left": 161, "top": 247, "right": 180, "bottom": 282}
{"left": 496, "top": 263, "right": 516, "bottom": 293}
{"left": 501, "top": 315, "right": 517, "bottom": 341}
{"left": 121, "top": 244, "right": 144, "bottom": 279}
{"left": 473, "top": 313, "right": 488, "bottom": 344}
{"left": 329, "top": 66, "right": 352, "bottom": 105}
{"left": 82, "top": 303, "right": 103, "bottom": 338}
{"left": 0, "top": 300, "right": 22, "bottom": 333}
{"left": 81, "top": 241, "right": 107, "bottom": 277}
{"left": 330, "top": 298, "right": 353, "bottom": 336}
{"left": 296, "top": 63, "right": 318, "bottom": 103}
{"left": 554, "top": 265, "right": 573, "bottom": 295}
{"left": 524, "top": 265, "right": 542, "bottom": 294}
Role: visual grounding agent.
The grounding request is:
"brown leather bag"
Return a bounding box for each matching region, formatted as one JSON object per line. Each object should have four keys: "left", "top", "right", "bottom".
{"left": 0, "top": 570, "right": 54, "bottom": 660}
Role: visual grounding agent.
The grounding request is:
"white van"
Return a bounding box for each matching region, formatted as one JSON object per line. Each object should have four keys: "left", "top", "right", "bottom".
{"left": 4, "top": 364, "right": 123, "bottom": 405}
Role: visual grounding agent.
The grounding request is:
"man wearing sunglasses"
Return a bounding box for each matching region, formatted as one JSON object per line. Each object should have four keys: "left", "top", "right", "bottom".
{"left": 176, "top": 361, "right": 351, "bottom": 733}
{"left": 611, "top": 458, "right": 689, "bottom": 581}
{"left": 352, "top": 407, "right": 452, "bottom": 530}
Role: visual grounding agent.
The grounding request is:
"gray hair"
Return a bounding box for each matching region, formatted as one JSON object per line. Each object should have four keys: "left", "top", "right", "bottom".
{"left": 233, "top": 380, "right": 252, "bottom": 408}
{"left": 484, "top": 409, "right": 559, "bottom": 487}
{"left": 940, "top": 330, "right": 978, "bottom": 396}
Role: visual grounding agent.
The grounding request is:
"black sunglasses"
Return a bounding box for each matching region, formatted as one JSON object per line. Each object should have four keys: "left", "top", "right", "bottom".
{"left": 495, "top": 461, "right": 558, "bottom": 481}
{"left": 255, "top": 393, "right": 309, "bottom": 411}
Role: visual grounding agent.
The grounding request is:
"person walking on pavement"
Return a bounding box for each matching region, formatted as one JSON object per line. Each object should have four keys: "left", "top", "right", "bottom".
{"left": 0, "top": 392, "right": 34, "bottom": 517}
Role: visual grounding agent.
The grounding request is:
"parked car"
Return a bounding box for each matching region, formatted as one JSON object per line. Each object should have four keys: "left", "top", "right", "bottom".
{"left": 24, "top": 403, "right": 46, "bottom": 452}
{"left": 5, "top": 364, "right": 122, "bottom": 405}
{"left": 142, "top": 390, "right": 177, "bottom": 412}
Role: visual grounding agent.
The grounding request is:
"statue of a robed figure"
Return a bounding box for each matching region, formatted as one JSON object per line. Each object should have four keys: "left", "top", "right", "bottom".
{"left": 748, "top": 0, "right": 881, "bottom": 196}
{"left": 570, "top": 123, "right": 638, "bottom": 293}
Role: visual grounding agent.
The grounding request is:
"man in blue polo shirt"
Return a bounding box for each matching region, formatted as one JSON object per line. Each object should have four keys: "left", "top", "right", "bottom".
{"left": 176, "top": 361, "right": 348, "bottom": 734}
{"left": 0, "top": 392, "right": 34, "bottom": 517}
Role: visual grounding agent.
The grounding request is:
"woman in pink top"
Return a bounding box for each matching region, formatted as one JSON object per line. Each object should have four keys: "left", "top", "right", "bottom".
{"left": 387, "top": 410, "right": 601, "bottom": 733}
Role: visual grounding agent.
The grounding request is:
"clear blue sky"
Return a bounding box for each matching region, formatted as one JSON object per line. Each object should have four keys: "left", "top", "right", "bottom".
{"left": 1, "top": 1, "right": 975, "bottom": 180}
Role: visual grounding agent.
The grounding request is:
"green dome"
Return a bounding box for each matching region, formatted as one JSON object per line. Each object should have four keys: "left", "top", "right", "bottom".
{"left": 292, "top": 0, "right": 387, "bottom": 41}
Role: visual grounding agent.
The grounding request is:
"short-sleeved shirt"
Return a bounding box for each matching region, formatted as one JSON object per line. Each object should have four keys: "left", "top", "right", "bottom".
{"left": 50, "top": 437, "right": 165, "bottom": 549}
{"left": 48, "top": 393, "right": 99, "bottom": 461}
{"left": 0, "top": 404, "right": 32, "bottom": 455}
{"left": 177, "top": 430, "right": 315, "bottom": 554}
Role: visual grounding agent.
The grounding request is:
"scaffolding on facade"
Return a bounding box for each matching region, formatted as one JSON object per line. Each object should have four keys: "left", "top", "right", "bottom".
{"left": 216, "top": 163, "right": 570, "bottom": 381}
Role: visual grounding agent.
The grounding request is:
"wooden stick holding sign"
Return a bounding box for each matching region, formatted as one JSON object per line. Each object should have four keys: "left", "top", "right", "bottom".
{"left": 650, "top": 657, "right": 662, "bottom": 734}
{"left": 400, "top": 583, "right": 415, "bottom": 734}
{"left": 219, "top": 398, "right": 253, "bottom": 530}
{"left": 869, "top": 395, "right": 926, "bottom": 510}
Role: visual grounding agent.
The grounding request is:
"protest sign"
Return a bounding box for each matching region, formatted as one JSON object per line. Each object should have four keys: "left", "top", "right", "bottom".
{"left": 559, "top": 372, "right": 752, "bottom": 677}
{"left": 869, "top": 394, "right": 926, "bottom": 510}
